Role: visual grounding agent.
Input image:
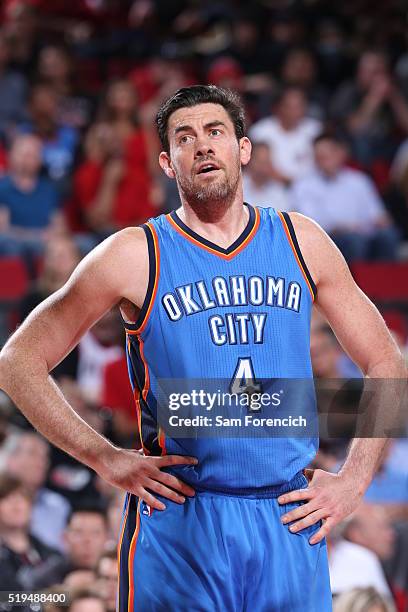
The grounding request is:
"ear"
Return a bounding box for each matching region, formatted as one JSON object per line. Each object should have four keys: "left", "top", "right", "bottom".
{"left": 159, "top": 152, "right": 176, "bottom": 179}
{"left": 239, "top": 137, "right": 252, "bottom": 167}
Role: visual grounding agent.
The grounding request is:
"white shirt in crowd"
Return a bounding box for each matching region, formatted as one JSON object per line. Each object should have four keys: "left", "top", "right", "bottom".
{"left": 290, "top": 168, "right": 386, "bottom": 234}
{"left": 242, "top": 172, "right": 290, "bottom": 211}
{"left": 77, "top": 331, "right": 122, "bottom": 403}
{"left": 329, "top": 539, "right": 392, "bottom": 598}
{"left": 249, "top": 116, "right": 322, "bottom": 181}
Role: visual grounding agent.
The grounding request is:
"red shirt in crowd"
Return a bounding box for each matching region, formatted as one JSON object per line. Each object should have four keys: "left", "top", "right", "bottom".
{"left": 73, "top": 129, "right": 156, "bottom": 230}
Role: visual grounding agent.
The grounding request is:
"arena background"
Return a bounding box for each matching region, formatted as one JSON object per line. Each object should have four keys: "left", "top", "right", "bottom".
{"left": 0, "top": 1, "right": 407, "bottom": 611}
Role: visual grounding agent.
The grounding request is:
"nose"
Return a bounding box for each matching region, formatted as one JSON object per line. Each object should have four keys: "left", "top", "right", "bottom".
{"left": 194, "top": 134, "right": 215, "bottom": 158}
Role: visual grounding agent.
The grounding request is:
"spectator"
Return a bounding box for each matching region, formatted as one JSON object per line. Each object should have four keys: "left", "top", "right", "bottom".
{"left": 0, "top": 134, "right": 63, "bottom": 267}
{"left": 3, "top": 431, "right": 70, "bottom": 551}
{"left": 63, "top": 569, "right": 96, "bottom": 590}
{"left": 0, "top": 28, "right": 27, "bottom": 139}
{"left": 0, "top": 473, "right": 61, "bottom": 590}
{"left": 333, "top": 587, "right": 396, "bottom": 612}
{"left": 291, "top": 133, "right": 399, "bottom": 262}
{"left": 97, "top": 547, "right": 118, "bottom": 612}
{"left": 329, "top": 504, "right": 395, "bottom": 600}
{"left": 249, "top": 86, "right": 322, "bottom": 185}
{"left": 30, "top": 503, "right": 109, "bottom": 588}
{"left": 35, "top": 44, "right": 93, "bottom": 130}
{"left": 101, "top": 352, "right": 139, "bottom": 447}
{"left": 68, "top": 588, "right": 106, "bottom": 612}
{"left": 73, "top": 79, "right": 156, "bottom": 235}
{"left": 331, "top": 50, "right": 408, "bottom": 166}
{"left": 19, "top": 82, "right": 79, "bottom": 194}
{"left": 242, "top": 141, "right": 290, "bottom": 210}
{"left": 77, "top": 308, "right": 123, "bottom": 405}
{"left": 280, "top": 47, "right": 327, "bottom": 120}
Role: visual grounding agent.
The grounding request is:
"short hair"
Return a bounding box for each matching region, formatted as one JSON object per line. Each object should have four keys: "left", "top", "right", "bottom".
{"left": 66, "top": 501, "right": 108, "bottom": 528}
{"left": 156, "top": 85, "right": 246, "bottom": 152}
{"left": 0, "top": 473, "right": 29, "bottom": 500}
{"left": 313, "top": 132, "right": 347, "bottom": 148}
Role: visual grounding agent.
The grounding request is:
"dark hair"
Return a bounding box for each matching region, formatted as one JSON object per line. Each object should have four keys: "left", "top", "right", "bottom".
{"left": 66, "top": 501, "right": 108, "bottom": 527}
{"left": 156, "top": 85, "right": 246, "bottom": 152}
{"left": 0, "top": 473, "right": 30, "bottom": 500}
{"left": 313, "top": 132, "right": 347, "bottom": 148}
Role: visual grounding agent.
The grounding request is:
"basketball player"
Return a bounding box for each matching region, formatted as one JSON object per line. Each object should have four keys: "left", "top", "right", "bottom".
{"left": 0, "top": 86, "right": 405, "bottom": 611}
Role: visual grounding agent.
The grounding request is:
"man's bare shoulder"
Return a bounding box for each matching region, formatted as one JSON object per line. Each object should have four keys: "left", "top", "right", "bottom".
{"left": 284, "top": 211, "right": 348, "bottom": 288}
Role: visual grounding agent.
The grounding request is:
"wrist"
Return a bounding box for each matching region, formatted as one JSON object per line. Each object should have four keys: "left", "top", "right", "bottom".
{"left": 337, "top": 466, "right": 370, "bottom": 496}
{"left": 84, "top": 439, "right": 119, "bottom": 476}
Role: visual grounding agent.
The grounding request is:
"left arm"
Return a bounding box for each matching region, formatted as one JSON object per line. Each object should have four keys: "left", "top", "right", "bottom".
{"left": 278, "top": 213, "right": 407, "bottom": 544}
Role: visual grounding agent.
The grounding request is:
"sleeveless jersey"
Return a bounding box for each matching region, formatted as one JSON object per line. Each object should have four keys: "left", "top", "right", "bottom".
{"left": 124, "top": 205, "right": 318, "bottom": 493}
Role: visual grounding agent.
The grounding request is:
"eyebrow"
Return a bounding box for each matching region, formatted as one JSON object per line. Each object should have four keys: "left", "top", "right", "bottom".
{"left": 174, "top": 120, "right": 227, "bottom": 135}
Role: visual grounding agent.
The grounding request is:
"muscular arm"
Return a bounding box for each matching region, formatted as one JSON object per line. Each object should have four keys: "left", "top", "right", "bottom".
{"left": 0, "top": 228, "right": 196, "bottom": 509}
{"left": 278, "top": 213, "right": 407, "bottom": 542}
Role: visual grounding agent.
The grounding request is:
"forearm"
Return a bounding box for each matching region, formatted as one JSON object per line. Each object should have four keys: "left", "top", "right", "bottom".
{"left": 339, "top": 353, "right": 407, "bottom": 491}
{"left": 348, "top": 95, "right": 381, "bottom": 133}
{"left": 0, "top": 348, "right": 117, "bottom": 474}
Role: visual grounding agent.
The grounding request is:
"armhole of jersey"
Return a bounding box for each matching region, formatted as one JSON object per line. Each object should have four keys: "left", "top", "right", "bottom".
{"left": 278, "top": 211, "right": 317, "bottom": 301}
{"left": 122, "top": 222, "right": 160, "bottom": 334}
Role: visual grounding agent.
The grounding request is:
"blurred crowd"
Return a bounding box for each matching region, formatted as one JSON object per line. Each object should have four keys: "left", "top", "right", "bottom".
{"left": 0, "top": 1, "right": 408, "bottom": 611}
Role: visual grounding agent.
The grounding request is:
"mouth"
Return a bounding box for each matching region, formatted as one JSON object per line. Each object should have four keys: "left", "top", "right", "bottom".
{"left": 196, "top": 162, "right": 221, "bottom": 175}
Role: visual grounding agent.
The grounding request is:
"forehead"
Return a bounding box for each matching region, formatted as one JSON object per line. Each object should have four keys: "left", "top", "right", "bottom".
{"left": 168, "top": 103, "right": 234, "bottom": 134}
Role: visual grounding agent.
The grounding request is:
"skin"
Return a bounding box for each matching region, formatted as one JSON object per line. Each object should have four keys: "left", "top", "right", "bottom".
{"left": 0, "top": 102, "right": 406, "bottom": 541}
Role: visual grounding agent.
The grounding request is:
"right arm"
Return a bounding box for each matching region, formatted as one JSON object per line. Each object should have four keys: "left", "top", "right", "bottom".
{"left": 0, "top": 228, "right": 196, "bottom": 509}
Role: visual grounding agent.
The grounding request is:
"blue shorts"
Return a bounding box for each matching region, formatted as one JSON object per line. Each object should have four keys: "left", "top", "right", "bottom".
{"left": 118, "top": 473, "right": 332, "bottom": 611}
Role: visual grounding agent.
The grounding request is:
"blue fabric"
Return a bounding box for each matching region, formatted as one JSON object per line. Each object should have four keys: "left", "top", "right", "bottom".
{"left": 19, "top": 123, "right": 79, "bottom": 180}
{"left": 120, "top": 476, "right": 332, "bottom": 611}
{"left": 126, "top": 206, "right": 318, "bottom": 491}
{"left": 0, "top": 175, "right": 59, "bottom": 228}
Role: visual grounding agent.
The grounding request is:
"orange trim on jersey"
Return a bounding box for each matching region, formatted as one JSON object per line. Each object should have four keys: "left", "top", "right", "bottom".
{"left": 126, "top": 222, "right": 160, "bottom": 336}
{"left": 127, "top": 335, "right": 151, "bottom": 456}
{"left": 127, "top": 498, "right": 141, "bottom": 612}
{"left": 277, "top": 211, "right": 315, "bottom": 301}
{"left": 166, "top": 206, "right": 260, "bottom": 261}
{"left": 158, "top": 426, "right": 167, "bottom": 455}
{"left": 117, "top": 493, "right": 130, "bottom": 610}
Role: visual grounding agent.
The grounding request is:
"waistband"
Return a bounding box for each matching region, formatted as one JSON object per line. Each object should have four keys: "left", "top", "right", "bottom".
{"left": 193, "top": 471, "right": 308, "bottom": 499}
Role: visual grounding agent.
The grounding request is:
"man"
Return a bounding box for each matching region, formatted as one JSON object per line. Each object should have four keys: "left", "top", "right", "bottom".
{"left": 0, "top": 134, "right": 63, "bottom": 262}
{"left": 290, "top": 133, "right": 399, "bottom": 262}
{"left": 242, "top": 140, "right": 289, "bottom": 210}
{"left": 249, "top": 85, "right": 322, "bottom": 185}
{"left": 96, "top": 547, "right": 118, "bottom": 612}
{"left": 0, "top": 85, "right": 405, "bottom": 610}
{"left": 27, "top": 503, "right": 109, "bottom": 589}
{"left": 4, "top": 430, "right": 70, "bottom": 550}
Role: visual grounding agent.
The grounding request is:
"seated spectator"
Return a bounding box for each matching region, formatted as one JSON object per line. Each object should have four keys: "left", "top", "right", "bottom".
{"left": 77, "top": 309, "right": 123, "bottom": 405}
{"left": 333, "top": 587, "right": 396, "bottom": 612}
{"left": 97, "top": 547, "right": 118, "bottom": 612}
{"left": 291, "top": 133, "right": 399, "bottom": 262}
{"left": 329, "top": 504, "right": 395, "bottom": 600}
{"left": 243, "top": 142, "right": 290, "bottom": 210}
{"left": 73, "top": 79, "right": 157, "bottom": 235}
{"left": 4, "top": 431, "right": 70, "bottom": 551}
{"left": 0, "top": 28, "right": 27, "bottom": 139}
{"left": 29, "top": 503, "right": 109, "bottom": 589}
{"left": 35, "top": 44, "right": 93, "bottom": 130}
{"left": 68, "top": 588, "right": 106, "bottom": 612}
{"left": 249, "top": 86, "right": 322, "bottom": 185}
{"left": 0, "top": 134, "right": 64, "bottom": 269}
{"left": 280, "top": 47, "right": 327, "bottom": 120}
{"left": 19, "top": 82, "right": 79, "bottom": 195}
{"left": 0, "top": 473, "right": 62, "bottom": 590}
{"left": 331, "top": 50, "right": 408, "bottom": 166}
{"left": 101, "top": 352, "right": 139, "bottom": 447}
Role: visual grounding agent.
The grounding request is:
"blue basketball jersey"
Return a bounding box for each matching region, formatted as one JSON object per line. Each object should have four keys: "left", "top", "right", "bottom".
{"left": 124, "top": 205, "right": 318, "bottom": 492}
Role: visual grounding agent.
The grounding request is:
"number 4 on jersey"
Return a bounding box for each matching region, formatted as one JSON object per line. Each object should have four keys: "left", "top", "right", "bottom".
{"left": 230, "top": 357, "right": 262, "bottom": 411}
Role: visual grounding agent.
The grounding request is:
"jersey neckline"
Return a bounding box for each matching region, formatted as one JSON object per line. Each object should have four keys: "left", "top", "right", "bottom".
{"left": 166, "top": 203, "right": 260, "bottom": 260}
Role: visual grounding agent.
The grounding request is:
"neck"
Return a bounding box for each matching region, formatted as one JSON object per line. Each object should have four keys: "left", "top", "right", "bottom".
{"left": 0, "top": 527, "right": 29, "bottom": 553}
{"left": 177, "top": 182, "right": 248, "bottom": 249}
{"left": 11, "top": 171, "right": 37, "bottom": 191}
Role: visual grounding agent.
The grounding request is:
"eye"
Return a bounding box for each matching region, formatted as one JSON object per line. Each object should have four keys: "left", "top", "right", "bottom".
{"left": 179, "top": 134, "right": 194, "bottom": 144}
{"left": 210, "top": 128, "right": 222, "bottom": 136}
